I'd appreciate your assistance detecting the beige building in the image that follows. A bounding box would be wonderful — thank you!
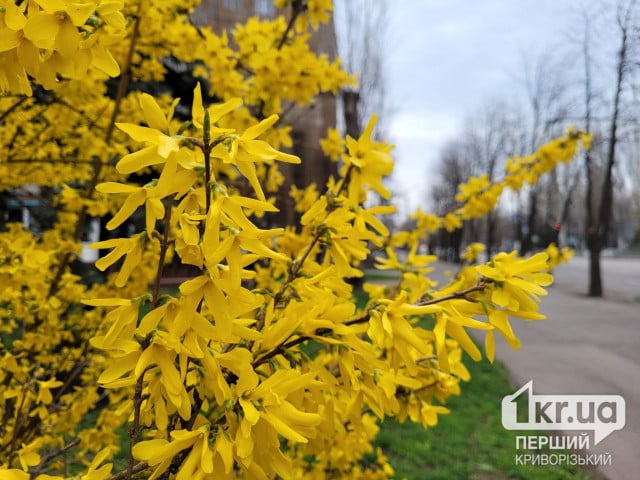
[194,0,339,224]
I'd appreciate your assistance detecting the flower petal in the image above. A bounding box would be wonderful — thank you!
[116,146,165,174]
[191,83,204,128]
[116,123,161,144]
[139,93,169,132]
[91,44,120,76]
[23,12,59,49]
[242,114,278,140]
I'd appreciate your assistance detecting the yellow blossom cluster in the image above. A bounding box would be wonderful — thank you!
[544,242,574,271]
[0,0,125,94]
[402,130,592,236]
[0,0,586,478]
[232,16,355,114]
[70,96,575,479]
[275,0,333,31]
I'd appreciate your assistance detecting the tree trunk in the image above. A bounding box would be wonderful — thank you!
[588,234,603,296]
[522,187,538,255]
[485,213,495,258]
[582,12,599,296]
[587,4,629,297]
[342,90,360,138]
[559,171,578,247]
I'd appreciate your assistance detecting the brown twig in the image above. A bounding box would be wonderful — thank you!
[107,461,149,480]
[127,367,150,480]
[203,112,212,216]
[416,281,486,306]
[277,0,305,50]
[254,280,487,369]
[255,166,354,333]
[151,198,174,308]
[2,158,108,165]
[0,95,29,123]
[30,438,81,478]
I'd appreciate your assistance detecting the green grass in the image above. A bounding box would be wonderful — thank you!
[362,271,402,282]
[374,357,592,480]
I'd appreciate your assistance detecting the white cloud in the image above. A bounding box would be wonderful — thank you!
[384,111,460,214]
[389,111,458,144]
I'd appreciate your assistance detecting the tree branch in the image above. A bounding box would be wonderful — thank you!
[30,438,80,478]
[253,280,487,369]
[277,0,305,50]
[108,461,149,480]
[151,198,174,309]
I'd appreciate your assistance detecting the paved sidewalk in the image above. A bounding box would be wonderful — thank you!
[478,258,640,480]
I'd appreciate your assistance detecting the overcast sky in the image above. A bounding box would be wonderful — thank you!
[377,0,603,214]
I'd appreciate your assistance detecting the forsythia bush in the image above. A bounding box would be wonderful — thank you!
[0,0,585,478]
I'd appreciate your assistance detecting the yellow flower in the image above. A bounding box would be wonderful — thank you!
[368,292,441,373]
[115,94,184,174]
[411,208,442,233]
[319,127,344,161]
[343,115,394,201]
[290,183,319,213]
[98,155,197,235]
[443,213,462,232]
[81,447,113,480]
[18,438,44,470]
[545,243,574,271]
[217,114,301,201]
[455,174,490,203]
[460,242,485,264]
[295,0,333,30]
[0,469,28,480]
[83,297,141,349]
[477,251,553,312]
[133,428,206,479]
[36,378,64,405]
[191,82,241,133]
[242,370,322,444]
[0,0,123,94]
[91,233,146,287]
[115,125,181,173]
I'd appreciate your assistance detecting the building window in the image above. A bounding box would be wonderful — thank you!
[255,0,273,16]
[223,0,237,10]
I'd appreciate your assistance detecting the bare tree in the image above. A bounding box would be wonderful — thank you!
[334,0,390,139]
[430,141,472,261]
[584,0,638,296]
[622,126,640,243]
[515,50,575,254]
[463,101,515,256]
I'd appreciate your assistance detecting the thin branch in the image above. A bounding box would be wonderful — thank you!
[108,462,149,480]
[416,282,486,306]
[128,367,151,479]
[254,281,487,369]
[3,158,106,165]
[106,12,143,145]
[203,113,212,216]
[51,94,106,131]
[31,438,81,477]
[256,166,354,331]
[277,0,305,50]
[0,96,29,123]
[151,198,174,308]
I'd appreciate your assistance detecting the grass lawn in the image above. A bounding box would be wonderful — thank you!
[374,356,592,480]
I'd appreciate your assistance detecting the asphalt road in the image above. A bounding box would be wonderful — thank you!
[479,255,640,480]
